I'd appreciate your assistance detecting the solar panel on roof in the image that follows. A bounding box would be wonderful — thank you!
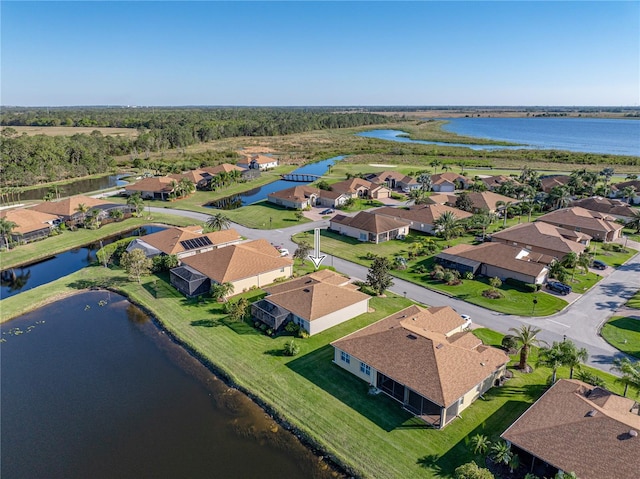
[180,236,213,251]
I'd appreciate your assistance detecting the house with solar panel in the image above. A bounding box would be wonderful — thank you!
[125,226,242,259]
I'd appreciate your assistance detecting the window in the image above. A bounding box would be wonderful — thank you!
[360,362,371,376]
[340,351,351,364]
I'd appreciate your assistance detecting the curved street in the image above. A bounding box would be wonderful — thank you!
[152,206,640,373]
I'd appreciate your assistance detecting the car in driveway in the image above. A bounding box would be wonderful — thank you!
[546,280,572,295]
[592,260,607,270]
[460,314,472,328]
[320,208,334,215]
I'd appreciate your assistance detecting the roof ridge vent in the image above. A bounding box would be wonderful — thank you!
[586,409,597,417]
[303,288,311,293]
[407,334,417,340]
[629,430,638,438]
[436,343,444,349]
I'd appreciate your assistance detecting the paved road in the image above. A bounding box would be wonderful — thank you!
[152,206,640,373]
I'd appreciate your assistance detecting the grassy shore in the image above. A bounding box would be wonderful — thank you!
[1,213,198,270]
[1,266,627,478]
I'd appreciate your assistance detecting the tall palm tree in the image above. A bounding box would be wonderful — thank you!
[75,203,89,223]
[416,173,432,192]
[622,185,637,204]
[206,212,231,231]
[626,209,640,233]
[127,193,144,217]
[430,159,442,174]
[0,217,18,249]
[537,342,566,384]
[469,212,492,240]
[562,340,589,379]
[548,186,571,210]
[599,167,615,195]
[509,325,545,371]
[434,211,463,240]
[496,200,513,228]
[611,357,640,397]
[211,281,234,302]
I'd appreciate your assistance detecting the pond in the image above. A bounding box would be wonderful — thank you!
[0,291,340,479]
[207,156,344,209]
[0,225,166,299]
[20,174,129,202]
[357,129,525,151]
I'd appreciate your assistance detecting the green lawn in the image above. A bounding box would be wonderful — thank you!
[1,267,628,478]
[592,245,638,268]
[627,290,640,310]
[1,213,198,270]
[566,270,602,294]
[293,229,568,316]
[601,316,640,359]
[223,200,312,229]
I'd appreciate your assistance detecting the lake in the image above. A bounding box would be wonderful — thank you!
[0,225,166,299]
[207,156,344,209]
[20,174,129,201]
[0,291,339,479]
[440,117,640,156]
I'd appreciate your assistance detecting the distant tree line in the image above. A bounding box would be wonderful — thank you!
[0,107,389,186]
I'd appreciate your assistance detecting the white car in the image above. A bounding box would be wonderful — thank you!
[278,248,289,257]
[460,314,472,327]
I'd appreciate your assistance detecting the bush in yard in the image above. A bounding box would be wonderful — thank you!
[501,335,519,353]
[464,271,475,280]
[284,322,300,335]
[454,462,495,479]
[433,269,445,281]
[283,339,300,356]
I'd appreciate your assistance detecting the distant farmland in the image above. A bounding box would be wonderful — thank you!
[1,126,139,137]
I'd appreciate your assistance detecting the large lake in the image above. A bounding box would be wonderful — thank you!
[0,291,339,479]
[440,117,640,156]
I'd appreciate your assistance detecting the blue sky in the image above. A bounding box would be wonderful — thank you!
[1,1,638,106]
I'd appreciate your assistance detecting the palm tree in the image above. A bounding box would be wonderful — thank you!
[548,186,571,210]
[407,188,429,205]
[622,185,637,204]
[0,217,18,249]
[537,340,582,384]
[416,173,432,192]
[127,193,145,217]
[496,200,513,228]
[490,440,513,466]
[430,159,442,174]
[469,434,490,456]
[562,341,588,379]
[577,252,591,274]
[108,209,124,222]
[509,325,544,371]
[562,252,578,281]
[469,212,492,240]
[206,212,231,231]
[178,177,195,198]
[611,357,640,397]
[627,209,640,233]
[75,203,89,223]
[211,282,234,302]
[434,211,463,240]
[599,167,615,195]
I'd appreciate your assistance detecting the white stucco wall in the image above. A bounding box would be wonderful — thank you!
[307,299,369,335]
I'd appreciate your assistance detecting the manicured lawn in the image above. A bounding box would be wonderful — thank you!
[592,245,638,268]
[1,213,198,270]
[627,290,640,310]
[566,270,602,294]
[601,316,640,359]
[340,198,386,212]
[1,268,626,478]
[223,200,311,229]
[293,229,568,316]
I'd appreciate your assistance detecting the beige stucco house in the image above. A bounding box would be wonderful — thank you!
[537,207,624,242]
[126,227,242,259]
[332,304,509,428]
[267,185,322,209]
[330,211,410,243]
[375,204,472,235]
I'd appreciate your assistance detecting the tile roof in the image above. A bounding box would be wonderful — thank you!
[501,379,640,479]
[180,239,293,283]
[540,175,571,193]
[367,171,419,186]
[537,207,624,234]
[332,305,508,407]
[481,175,521,189]
[465,191,516,211]
[124,176,176,193]
[491,222,590,256]
[431,172,469,186]
[0,208,59,234]
[571,197,637,218]
[375,204,472,225]
[268,185,321,202]
[201,164,244,175]
[426,193,459,205]
[437,242,551,276]
[30,195,112,217]
[330,211,410,234]
[261,272,369,321]
[330,178,387,195]
[611,179,640,192]
[136,227,241,255]
[169,170,208,184]
[251,154,278,165]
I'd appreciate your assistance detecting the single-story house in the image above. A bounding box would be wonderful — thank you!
[366,171,421,192]
[168,169,208,187]
[30,195,131,225]
[571,196,638,222]
[331,304,509,428]
[426,193,459,206]
[491,222,591,261]
[374,204,473,235]
[126,227,242,259]
[540,175,571,193]
[201,163,245,176]
[315,189,352,209]
[238,154,279,170]
[0,208,59,244]
[251,270,370,335]
[436,242,551,284]
[481,175,521,191]
[267,185,322,209]
[430,173,470,192]
[501,379,640,479]
[610,179,640,204]
[329,178,392,201]
[536,207,624,242]
[458,191,518,214]
[171,239,293,297]
[330,211,410,244]
[123,176,176,200]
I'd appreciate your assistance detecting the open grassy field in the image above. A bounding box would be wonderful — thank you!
[1,126,140,137]
[1,266,627,478]
[601,316,640,359]
[0,212,198,269]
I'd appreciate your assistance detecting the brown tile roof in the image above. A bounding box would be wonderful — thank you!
[332,305,508,407]
[30,195,111,217]
[138,227,241,255]
[481,175,521,189]
[262,272,369,321]
[426,193,459,205]
[537,207,624,235]
[571,197,637,218]
[610,179,640,192]
[169,170,208,184]
[181,239,293,283]
[251,154,278,165]
[124,176,175,193]
[0,208,59,235]
[431,172,469,186]
[465,191,516,211]
[438,242,551,276]
[268,185,321,202]
[540,175,571,193]
[501,379,640,479]
[368,171,419,186]
[201,164,244,175]
[330,211,410,234]
[491,222,589,256]
[375,204,472,225]
[330,178,382,195]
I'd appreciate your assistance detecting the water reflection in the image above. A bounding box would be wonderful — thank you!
[20,174,129,201]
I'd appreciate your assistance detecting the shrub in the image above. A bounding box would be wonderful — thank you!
[482,289,504,299]
[433,270,445,281]
[283,339,300,356]
[298,329,310,339]
[454,462,495,479]
[284,322,300,335]
[464,271,475,280]
[501,335,518,352]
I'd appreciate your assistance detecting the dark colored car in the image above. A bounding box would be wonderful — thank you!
[546,280,572,295]
[592,260,607,270]
[321,208,335,215]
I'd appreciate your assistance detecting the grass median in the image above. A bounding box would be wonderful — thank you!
[601,316,640,359]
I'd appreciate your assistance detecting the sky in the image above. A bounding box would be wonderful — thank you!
[1,1,638,106]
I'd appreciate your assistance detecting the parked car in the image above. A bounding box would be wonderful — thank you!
[546,280,572,295]
[592,260,607,270]
[277,248,290,257]
[320,208,334,215]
